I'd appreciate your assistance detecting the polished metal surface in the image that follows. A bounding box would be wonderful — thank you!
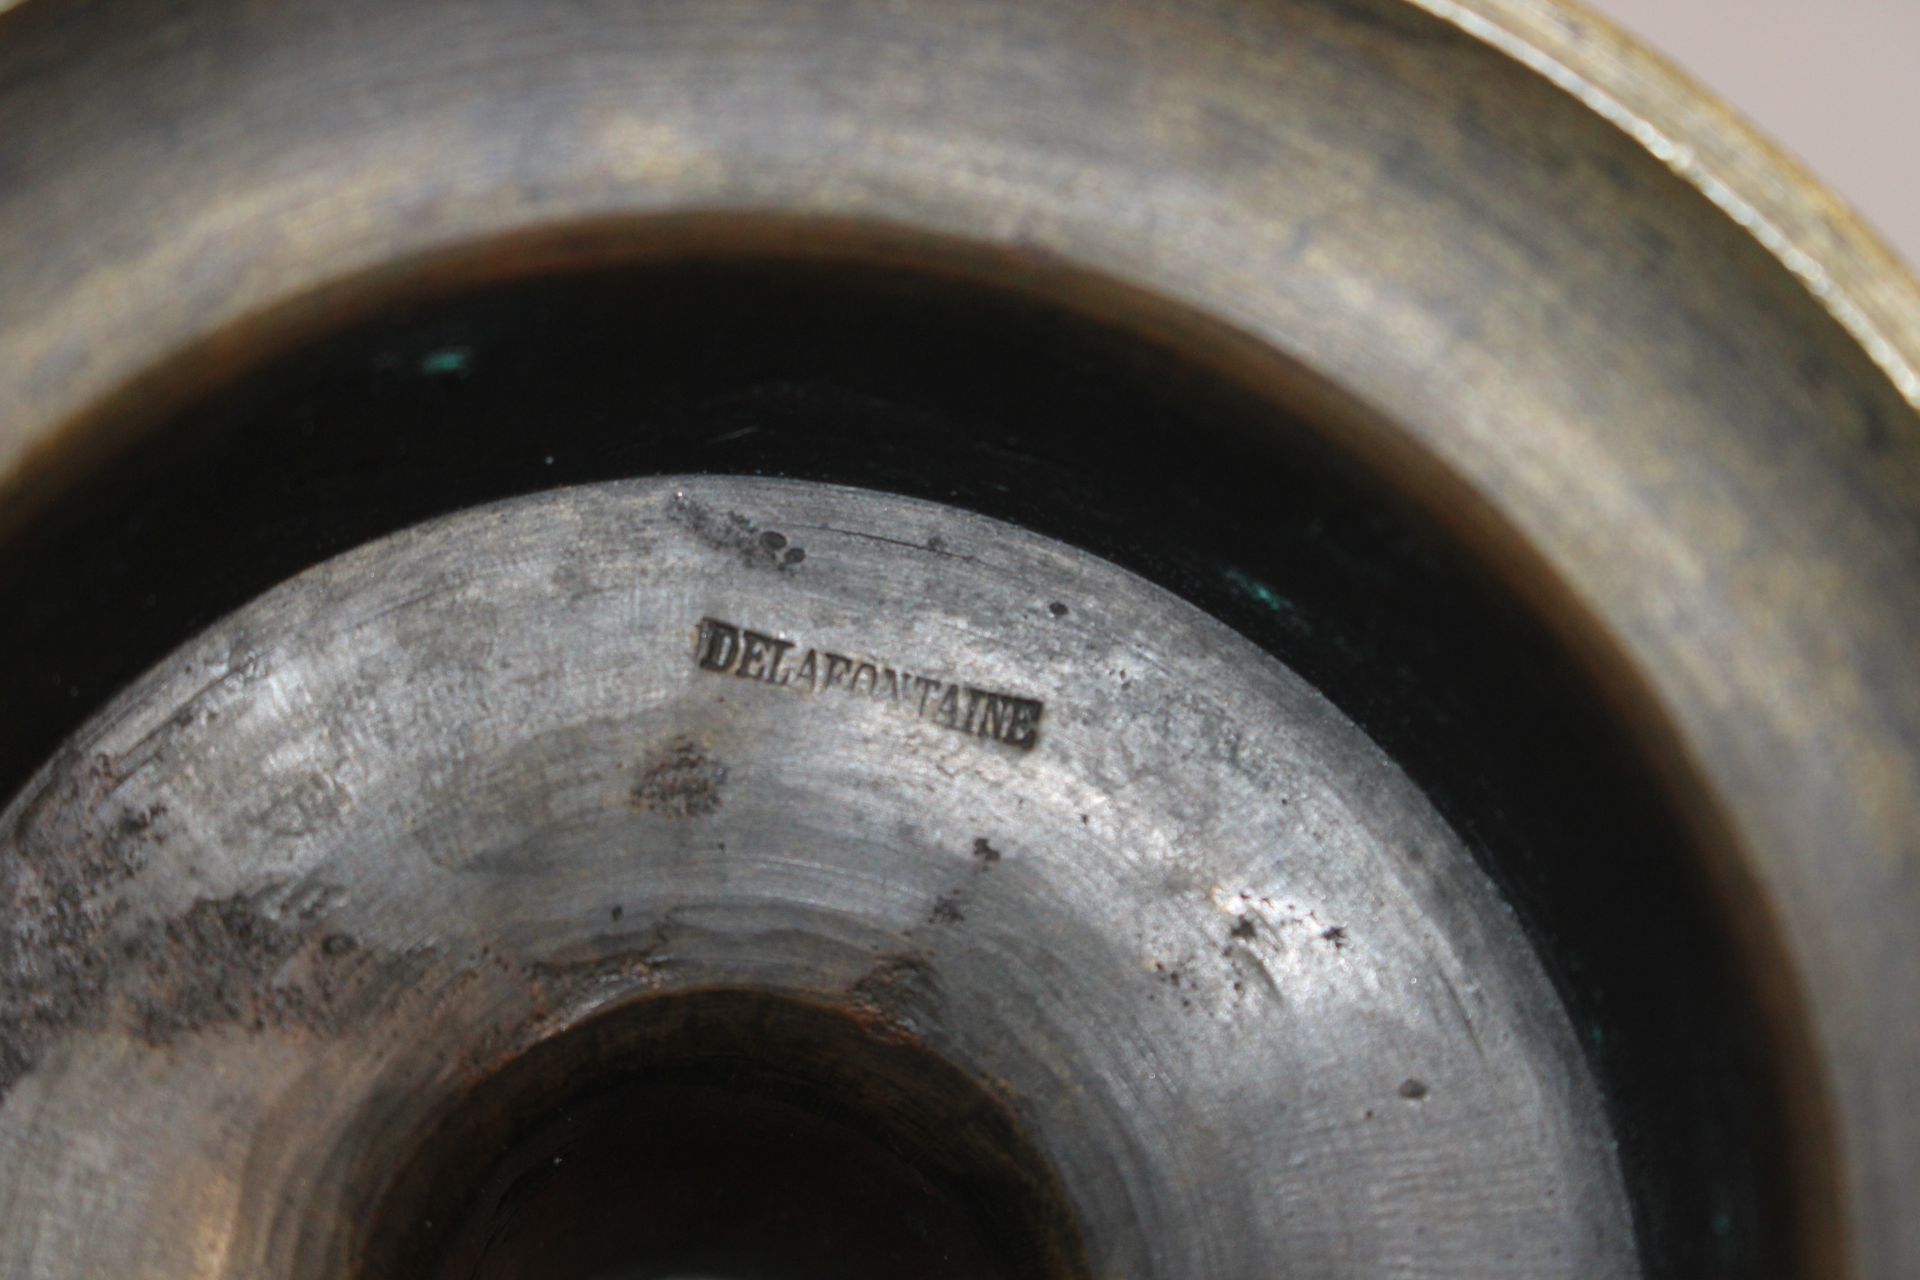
[0,477,1631,1277]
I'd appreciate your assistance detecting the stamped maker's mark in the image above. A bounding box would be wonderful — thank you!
[694,618,1044,751]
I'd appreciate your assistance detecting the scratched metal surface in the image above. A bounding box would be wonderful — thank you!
[0,477,1633,1277]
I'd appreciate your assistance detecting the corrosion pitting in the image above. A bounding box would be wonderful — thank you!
[0,759,417,1099]
[122,884,399,1045]
[844,950,942,1043]
[630,736,728,818]
[667,492,805,571]
[0,752,166,1100]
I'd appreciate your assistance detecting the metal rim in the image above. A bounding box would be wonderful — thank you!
[1416,0,1920,407]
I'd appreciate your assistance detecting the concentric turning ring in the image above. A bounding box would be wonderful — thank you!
[1,476,1631,1278]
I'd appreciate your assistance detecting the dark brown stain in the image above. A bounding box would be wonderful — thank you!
[130,890,317,1044]
[126,886,426,1046]
[630,737,727,819]
[2,746,461,1105]
[0,753,165,1099]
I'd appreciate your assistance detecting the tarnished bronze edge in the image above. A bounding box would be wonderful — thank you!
[1403,4,1916,1269]
[1427,0,1920,410]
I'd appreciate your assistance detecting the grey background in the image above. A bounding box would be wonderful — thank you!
[1587,0,1920,270]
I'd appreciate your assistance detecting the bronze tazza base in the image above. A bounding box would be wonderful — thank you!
[0,1,1916,1278]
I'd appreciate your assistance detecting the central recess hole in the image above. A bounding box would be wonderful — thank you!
[361,990,1088,1280]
